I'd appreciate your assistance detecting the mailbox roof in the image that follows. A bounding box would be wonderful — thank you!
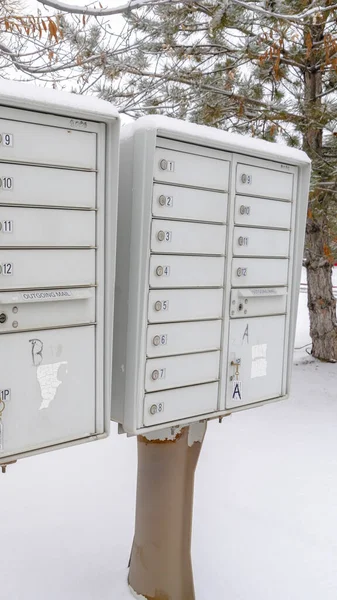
[124,115,310,166]
[0,80,119,121]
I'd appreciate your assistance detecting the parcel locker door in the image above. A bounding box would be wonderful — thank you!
[226,315,286,409]
[0,326,96,458]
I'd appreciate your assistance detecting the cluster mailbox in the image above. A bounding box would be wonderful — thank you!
[111,116,310,434]
[0,82,119,467]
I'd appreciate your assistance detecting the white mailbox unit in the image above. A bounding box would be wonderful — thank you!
[0,81,119,465]
[112,116,310,435]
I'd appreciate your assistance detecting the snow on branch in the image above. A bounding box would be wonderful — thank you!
[231,0,337,22]
[37,0,185,16]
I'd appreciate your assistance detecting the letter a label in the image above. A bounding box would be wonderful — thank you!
[232,381,243,402]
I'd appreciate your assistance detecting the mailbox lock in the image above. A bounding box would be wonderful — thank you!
[150,404,158,415]
[154,301,162,311]
[156,266,164,277]
[0,313,7,324]
[238,303,243,311]
[151,370,160,381]
[241,173,247,184]
[237,268,242,277]
[159,195,166,206]
[157,230,165,242]
[153,335,161,346]
[160,159,168,171]
[230,359,241,381]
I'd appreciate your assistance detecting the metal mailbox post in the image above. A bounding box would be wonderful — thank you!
[111,115,311,433]
[0,81,119,468]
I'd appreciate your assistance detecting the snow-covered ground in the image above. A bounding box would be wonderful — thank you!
[1,271,337,600]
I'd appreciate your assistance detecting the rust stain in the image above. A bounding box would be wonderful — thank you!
[138,429,185,445]
[143,591,170,600]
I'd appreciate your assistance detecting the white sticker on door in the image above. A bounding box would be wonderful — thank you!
[251,344,267,378]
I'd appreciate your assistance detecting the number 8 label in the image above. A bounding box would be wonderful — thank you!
[1,134,13,147]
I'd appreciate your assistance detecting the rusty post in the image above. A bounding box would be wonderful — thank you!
[128,421,207,600]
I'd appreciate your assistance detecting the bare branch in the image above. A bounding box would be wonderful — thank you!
[37,0,186,17]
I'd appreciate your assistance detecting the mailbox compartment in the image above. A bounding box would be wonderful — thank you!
[143,381,218,426]
[0,326,96,458]
[0,163,96,208]
[0,207,95,247]
[0,249,95,289]
[0,119,96,169]
[152,184,227,223]
[146,320,221,357]
[230,288,287,318]
[233,227,290,257]
[148,288,223,323]
[145,350,220,392]
[154,147,229,190]
[149,255,225,288]
[231,258,288,287]
[0,288,95,332]
[235,195,292,229]
[236,164,293,201]
[226,315,286,408]
[151,219,226,256]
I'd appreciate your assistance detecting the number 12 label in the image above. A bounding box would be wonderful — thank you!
[0,263,13,276]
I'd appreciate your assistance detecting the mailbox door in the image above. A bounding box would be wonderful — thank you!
[149,255,225,288]
[153,184,227,223]
[148,289,223,323]
[154,147,229,190]
[0,326,96,458]
[151,220,226,255]
[146,320,221,357]
[226,315,286,409]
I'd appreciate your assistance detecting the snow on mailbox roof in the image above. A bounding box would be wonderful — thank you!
[127,115,310,165]
[0,80,119,121]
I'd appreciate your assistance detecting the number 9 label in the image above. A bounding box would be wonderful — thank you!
[1,134,13,147]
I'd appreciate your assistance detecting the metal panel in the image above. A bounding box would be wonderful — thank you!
[154,147,229,190]
[0,326,96,458]
[149,255,225,288]
[143,382,218,426]
[145,350,220,392]
[231,258,289,287]
[0,249,95,289]
[146,320,221,357]
[0,163,96,208]
[0,207,95,247]
[0,119,96,169]
[235,195,292,229]
[226,315,286,408]
[152,184,227,223]
[236,164,293,200]
[151,219,226,256]
[148,288,224,323]
[233,227,290,257]
[230,288,287,318]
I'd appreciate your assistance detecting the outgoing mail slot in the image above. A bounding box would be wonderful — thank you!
[151,220,226,255]
[235,195,292,229]
[0,288,95,332]
[233,227,290,258]
[143,382,219,426]
[149,255,225,288]
[0,163,96,208]
[154,147,229,190]
[0,249,95,289]
[0,119,96,169]
[0,207,95,247]
[231,258,288,287]
[0,326,96,458]
[152,184,227,223]
[145,350,220,392]
[226,315,286,409]
[148,288,223,323]
[147,320,221,357]
[230,288,287,318]
[236,164,294,201]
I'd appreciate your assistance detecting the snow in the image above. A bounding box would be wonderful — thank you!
[0,80,119,120]
[126,115,311,165]
[1,270,337,600]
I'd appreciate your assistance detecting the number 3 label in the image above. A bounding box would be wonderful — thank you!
[1,134,13,147]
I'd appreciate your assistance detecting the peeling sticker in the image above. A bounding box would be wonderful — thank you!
[251,344,267,378]
[37,362,68,410]
[129,586,147,600]
[188,421,207,446]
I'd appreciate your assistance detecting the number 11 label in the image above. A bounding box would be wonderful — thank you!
[0,221,13,233]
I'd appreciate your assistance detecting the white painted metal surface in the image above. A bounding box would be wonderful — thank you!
[112,116,310,435]
[0,80,120,466]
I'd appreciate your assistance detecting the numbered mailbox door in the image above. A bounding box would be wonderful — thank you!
[0,326,96,458]
[226,315,286,409]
